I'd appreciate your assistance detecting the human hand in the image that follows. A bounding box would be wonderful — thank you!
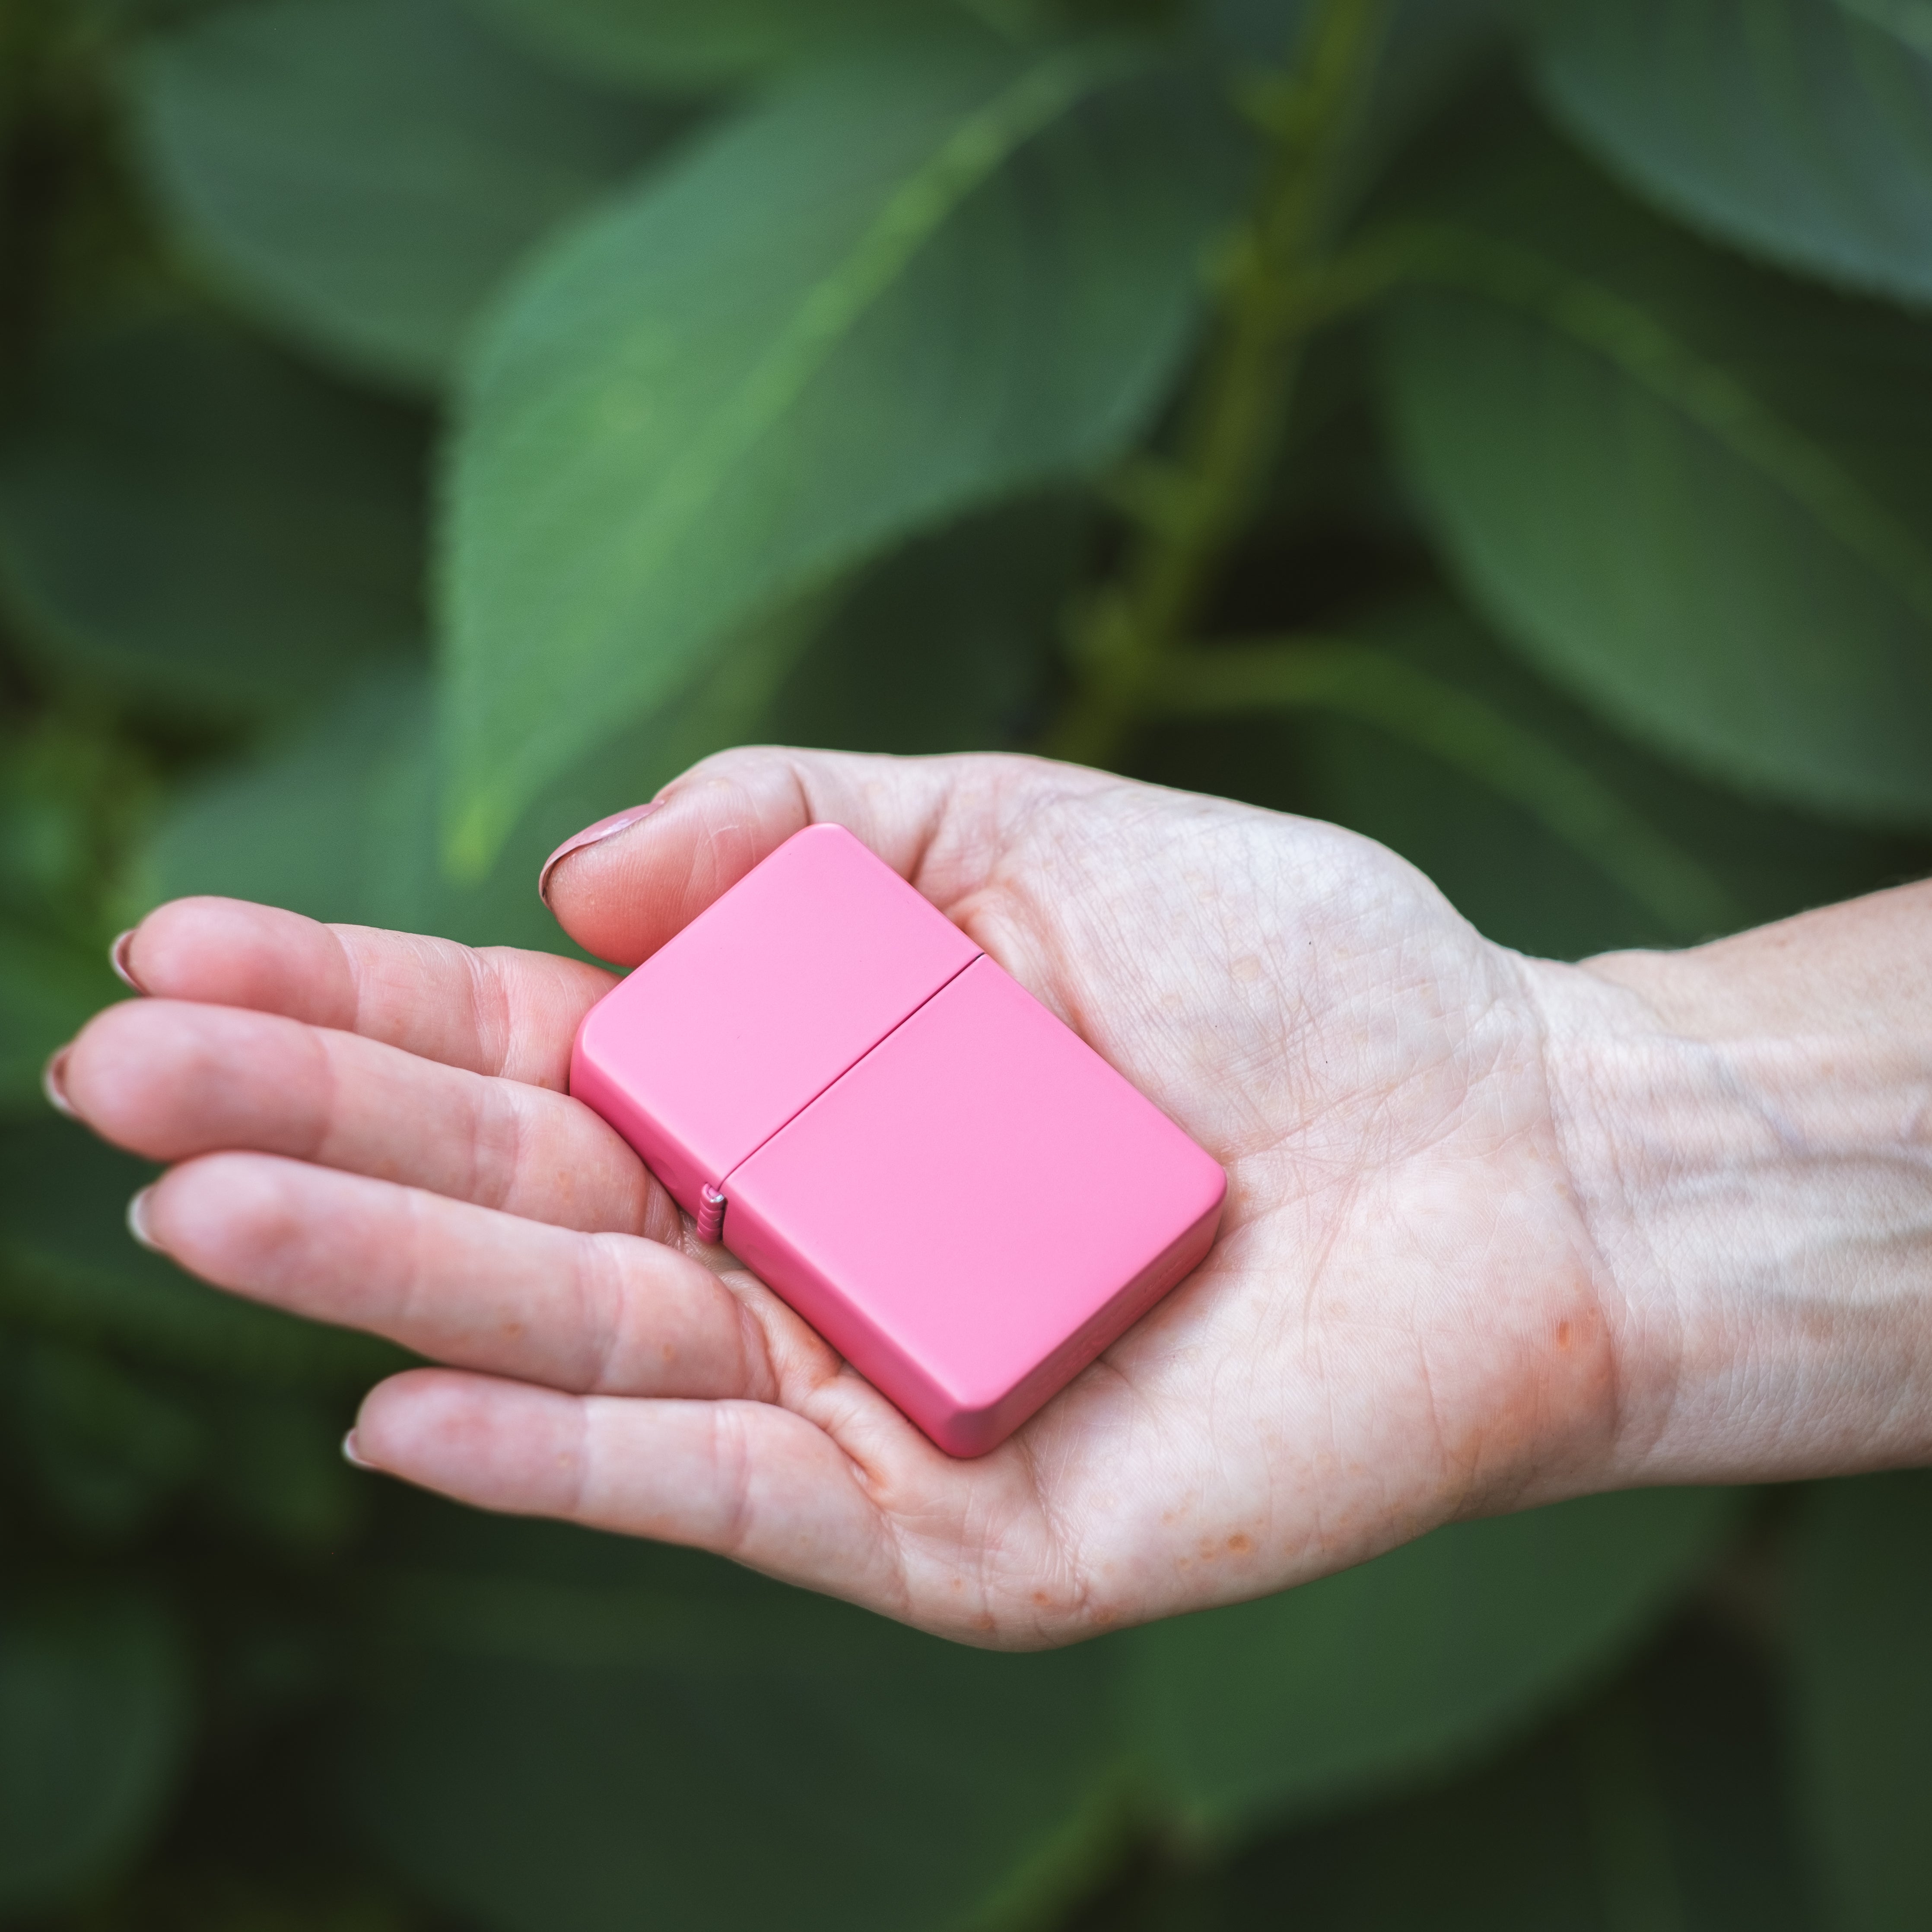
[49,748,1932,1645]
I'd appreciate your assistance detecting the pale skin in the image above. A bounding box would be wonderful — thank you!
[46,748,1932,1647]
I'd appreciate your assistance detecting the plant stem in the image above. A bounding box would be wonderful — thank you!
[1041,0,1393,767]
[1573,1691,1691,1932]
[0,0,153,416]
[1147,636,1743,940]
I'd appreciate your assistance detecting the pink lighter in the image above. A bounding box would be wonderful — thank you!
[568,824,1225,1456]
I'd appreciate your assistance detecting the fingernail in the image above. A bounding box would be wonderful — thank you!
[538,801,664,906]
[109,929,144,992]
[42,1046,75,1118]
[127,1186,164,1252]
[341,1430,377,1471]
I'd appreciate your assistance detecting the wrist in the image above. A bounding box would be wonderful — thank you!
[1524,898,1932,1489]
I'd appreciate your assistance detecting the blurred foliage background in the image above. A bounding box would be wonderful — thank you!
[3,0,1932,1925]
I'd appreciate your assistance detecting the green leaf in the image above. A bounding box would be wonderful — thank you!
[0,924,121,1118]
[146,600,817,955]
[1150,634,1743,944]
[1372,114,1932,828]
[0,716,146,944]
[0,1589,193,1916]
[442,32,1244,871]
[3,1333,362,1552]
[0,1116,402,1389]
[1586,1620,1820,1932]
[145,501,1065,966]
[1117,1487,1741,1843]
[456,0,967,90]
[1138,598,1928,960]
[5,1340,206,1541]
[203,1390,363,1557]
[1528,0,1932,311]
[1145,1617,1817,1931]
[1837,0,1932,57]
[1787,1471,1932,1932]
[335,1519,1130,1932]
[769,493,1087,755]
[0,316,426,723]
[131,0,698,390]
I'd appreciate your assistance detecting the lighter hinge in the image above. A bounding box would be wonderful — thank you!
[696,1185,727,1245]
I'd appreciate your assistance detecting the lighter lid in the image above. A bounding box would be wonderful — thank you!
[569,823,980,1214]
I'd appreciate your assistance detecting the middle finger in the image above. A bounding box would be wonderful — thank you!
[60,998,678,1242]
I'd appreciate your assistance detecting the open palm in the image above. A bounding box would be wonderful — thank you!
[57,749,1629,1646]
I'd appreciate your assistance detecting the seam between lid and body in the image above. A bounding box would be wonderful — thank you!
[715,945,983,1194]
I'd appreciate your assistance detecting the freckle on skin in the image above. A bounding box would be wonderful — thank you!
[1227,1533,1253,1555]
[1556,1321,1573,1349]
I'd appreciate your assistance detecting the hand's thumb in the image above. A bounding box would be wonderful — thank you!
[535,747,960,967]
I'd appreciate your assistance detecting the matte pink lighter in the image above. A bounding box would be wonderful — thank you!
[568,824,1225,1456]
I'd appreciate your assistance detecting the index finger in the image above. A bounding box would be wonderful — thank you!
[118,898,616,1088]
